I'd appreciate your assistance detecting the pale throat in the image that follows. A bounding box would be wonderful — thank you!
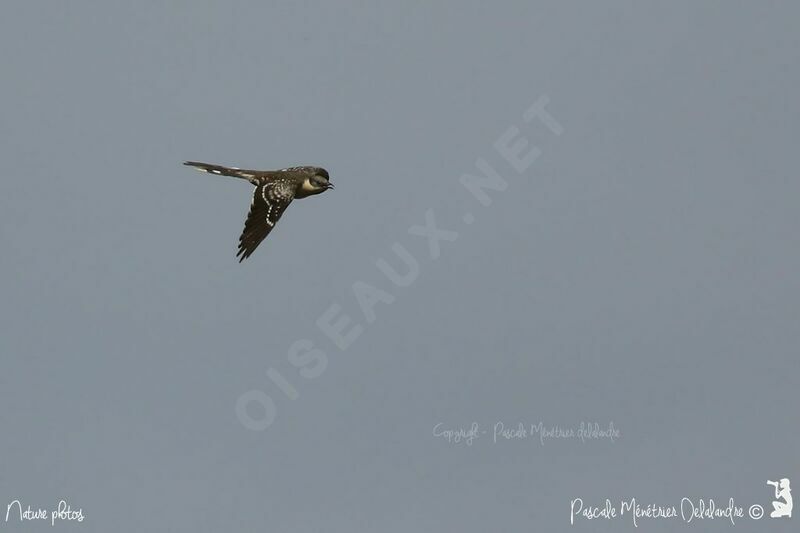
[300,178,323,194]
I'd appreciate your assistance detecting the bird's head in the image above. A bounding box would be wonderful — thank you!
[303,167,334,195]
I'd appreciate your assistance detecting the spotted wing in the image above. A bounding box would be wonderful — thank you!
[237,178,296,262]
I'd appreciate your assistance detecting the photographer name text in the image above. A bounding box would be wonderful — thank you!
[432,421,619,446]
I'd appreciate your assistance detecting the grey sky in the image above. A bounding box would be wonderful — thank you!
[1,2,798,531]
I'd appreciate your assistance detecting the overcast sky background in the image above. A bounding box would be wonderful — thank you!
[1,2,798,532]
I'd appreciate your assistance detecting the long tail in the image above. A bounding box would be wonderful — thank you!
[183,161,256,180]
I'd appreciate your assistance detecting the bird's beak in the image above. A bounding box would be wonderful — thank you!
[327,182,335,190]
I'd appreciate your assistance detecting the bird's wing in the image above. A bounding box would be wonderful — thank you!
[237,178,296,262]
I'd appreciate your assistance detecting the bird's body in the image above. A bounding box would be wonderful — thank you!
[183,161,333,261]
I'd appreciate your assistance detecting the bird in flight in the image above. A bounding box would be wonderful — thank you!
[184,161,334,262]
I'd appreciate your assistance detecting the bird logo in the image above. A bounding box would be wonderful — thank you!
[184,161,334,261]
